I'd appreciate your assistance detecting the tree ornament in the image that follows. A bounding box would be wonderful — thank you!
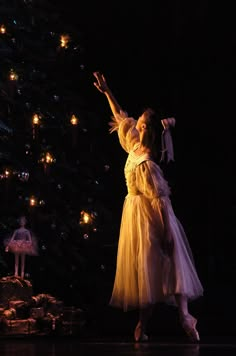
[18,171,30,182]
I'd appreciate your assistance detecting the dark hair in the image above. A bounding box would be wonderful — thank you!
[141,108,162,161]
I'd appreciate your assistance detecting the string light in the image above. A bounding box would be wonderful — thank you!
[32,113,40,125]
[39,152,55,175]
[80,211,92,225]
[4,169,10,178]
[29,196,37,207]
[0,25,6,34]
[83,212,90,224]
[70,114,79,126]
[32,113,41,140]
[40,152,55,164]
[70,114,79,147]
[45,152,54,164]
[60,34,70,48]
[9,69,18,81]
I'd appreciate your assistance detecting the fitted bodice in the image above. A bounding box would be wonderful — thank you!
[124,150,150,195]
[14,228,30,241]
[124,146,171,198]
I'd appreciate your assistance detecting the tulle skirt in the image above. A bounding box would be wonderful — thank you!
[5,237,38,256]
[109,194,203,311]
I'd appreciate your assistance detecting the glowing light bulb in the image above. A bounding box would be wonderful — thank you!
[83,212,90,224]
[5,169,10,178]
[70,114,78,125]
[9,69,18,81]
[45,152,53,164]
[30,196,37,206]
[60,34,70,48]
[32,113,40,125]
[40,152,55,165]
[0,25,6,34]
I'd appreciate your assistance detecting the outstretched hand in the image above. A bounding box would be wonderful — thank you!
[93,71,109,94]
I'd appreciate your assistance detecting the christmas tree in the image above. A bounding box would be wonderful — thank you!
[0,0,119,308]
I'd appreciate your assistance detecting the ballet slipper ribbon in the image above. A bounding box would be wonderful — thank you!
[160,117,176,163]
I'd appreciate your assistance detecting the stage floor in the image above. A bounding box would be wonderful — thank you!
[1,338,236,356]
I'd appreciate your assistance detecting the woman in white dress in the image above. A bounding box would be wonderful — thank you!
[93,72,203,342]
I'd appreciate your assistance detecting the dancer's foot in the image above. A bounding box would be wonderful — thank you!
[134,321,149,342]
[180,314,200,342]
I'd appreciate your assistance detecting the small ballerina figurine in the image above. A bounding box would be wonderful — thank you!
[5,215,38,279]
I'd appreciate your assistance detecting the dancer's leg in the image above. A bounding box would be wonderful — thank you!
[175,294,189,319]
[134,305,153,342]
[175,294,200,342]
[20,254,26,279]
[14,253,19,277]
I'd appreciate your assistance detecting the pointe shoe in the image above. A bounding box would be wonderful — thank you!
[134,322,149,342]
[180,314,200,342]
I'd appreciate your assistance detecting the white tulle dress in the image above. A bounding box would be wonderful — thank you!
[109,112,204,311]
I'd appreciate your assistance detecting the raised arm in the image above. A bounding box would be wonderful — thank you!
[93,71,139,152]
[93,71,123,119]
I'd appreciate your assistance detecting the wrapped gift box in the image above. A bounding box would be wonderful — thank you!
[47,300,64,315]
[8,300,30,319]
[1,318,39,335]
[30,307,45,319]
[37,315,62,334]
[31,294,64,315]
[0,276,33,308]
[2,308,16,319]
[9,300,26,309]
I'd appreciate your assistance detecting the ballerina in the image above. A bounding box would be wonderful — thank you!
[5,215,38,279]
[93,71,203,342]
